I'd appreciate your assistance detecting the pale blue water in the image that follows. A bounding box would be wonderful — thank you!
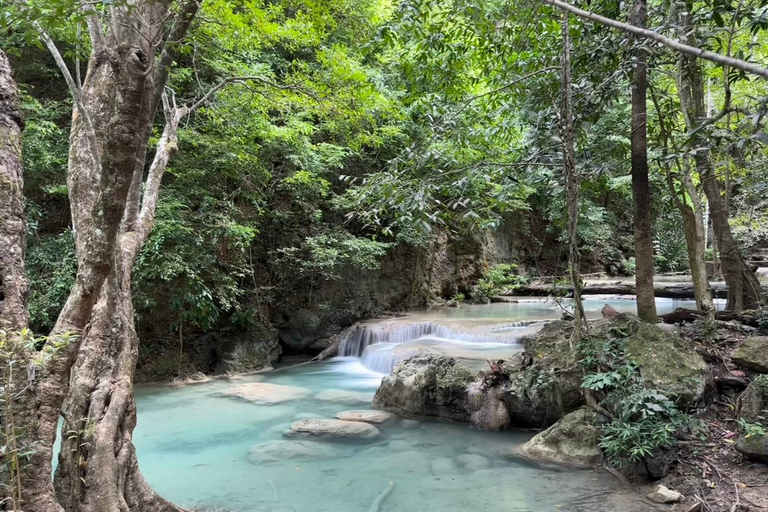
[133,298,699,511]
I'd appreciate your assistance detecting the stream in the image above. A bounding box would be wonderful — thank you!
[133,297,707,511]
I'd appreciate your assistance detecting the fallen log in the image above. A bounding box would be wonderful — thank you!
[515,281,745,299]
[658,307,761,327]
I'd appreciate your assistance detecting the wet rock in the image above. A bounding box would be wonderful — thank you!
[519,407,603,468]
[430,457,458,474]
[284,418,381,440]
[646,485,683,504]
[466,381,511,431]
[400,419,421,429]
[501,320,585,426]
[335,409,393,423]
[315,389,374,404]
[735,434,768,462]
[220,382,311,404]
[247,440,348,464]
[456,453,490,470]
[373,354,475,421]
[731,336,768,373]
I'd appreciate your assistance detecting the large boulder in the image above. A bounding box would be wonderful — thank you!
[372,354,475,421]
[519,407,603,468]
[501,320,588,427]
[735,434,768,463]
[283,419,381,440]
[738,377,768,423]
[623,319,712,407]
[732,337,768,373]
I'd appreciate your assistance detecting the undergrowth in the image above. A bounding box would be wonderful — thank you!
[578,326,691,467]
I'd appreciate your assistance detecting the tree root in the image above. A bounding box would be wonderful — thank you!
[368,481,395,512]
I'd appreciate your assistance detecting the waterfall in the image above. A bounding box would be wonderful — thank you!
[337,320,530,358]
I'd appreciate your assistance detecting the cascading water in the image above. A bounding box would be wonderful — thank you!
[337,319,536,374]
[337,320,531,357]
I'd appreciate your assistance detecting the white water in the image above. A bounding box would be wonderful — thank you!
[133,297,705,511]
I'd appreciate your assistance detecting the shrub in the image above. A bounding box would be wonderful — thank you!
[578,330,689,467]
[471,263,528,303]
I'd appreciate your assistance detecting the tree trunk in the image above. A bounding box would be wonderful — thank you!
[0,50,28,332]
[676,10,762,312]
[560,11,586,340]
[55,94,188,512]
[8,3,201,511]
[628,0,657,323]
[667,168,715,321]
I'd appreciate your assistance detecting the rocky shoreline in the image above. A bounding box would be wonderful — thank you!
[370,313,768,511]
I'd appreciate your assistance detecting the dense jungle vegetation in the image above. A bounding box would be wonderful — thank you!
[1,0,768,510]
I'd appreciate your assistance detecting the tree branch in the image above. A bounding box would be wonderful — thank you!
[37,28,101,173]
[543,0,768,79]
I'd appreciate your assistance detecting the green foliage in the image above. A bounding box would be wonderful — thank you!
[25,230,76,331]
[578,330,689,467]
[277,230,392,283]
[471,263,528,303]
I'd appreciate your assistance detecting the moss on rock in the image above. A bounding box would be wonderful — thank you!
[732,337,768,373]
[520,406,603,468]
[624,319,711,407]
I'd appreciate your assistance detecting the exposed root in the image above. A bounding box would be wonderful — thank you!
[368,481,395,512]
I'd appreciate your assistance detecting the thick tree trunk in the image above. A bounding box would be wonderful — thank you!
[560,11,586,340]
[676,11,761,312]
[629,0,657,323]
[8,3,201,511]
[55,97,187,512]
[0,50,28,332]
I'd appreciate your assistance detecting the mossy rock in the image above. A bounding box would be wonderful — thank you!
[732,337,768,373]
[622,317,711,407]
[736,434,768,463]
[738,377,768,423]
[373,354,475,421]
[519,406,603,468]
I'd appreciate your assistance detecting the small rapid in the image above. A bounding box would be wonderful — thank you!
[337,320,530,357]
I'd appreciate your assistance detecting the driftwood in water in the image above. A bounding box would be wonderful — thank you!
[515,281,740,299]
[659,307,760,327]
[480,359,509,390]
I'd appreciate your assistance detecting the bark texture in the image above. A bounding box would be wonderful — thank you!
[628,0,657,323]
[10,3,201,512]
[676,10,762,312]
[560,11,586,340]
[0,49,28,332]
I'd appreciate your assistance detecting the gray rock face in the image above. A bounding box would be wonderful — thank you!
[372,354,475,421]
[732,337,768,373]
[519,407,603,468]
[335,410,393,423]
[466,381,511,431]
[283,419,381,440]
